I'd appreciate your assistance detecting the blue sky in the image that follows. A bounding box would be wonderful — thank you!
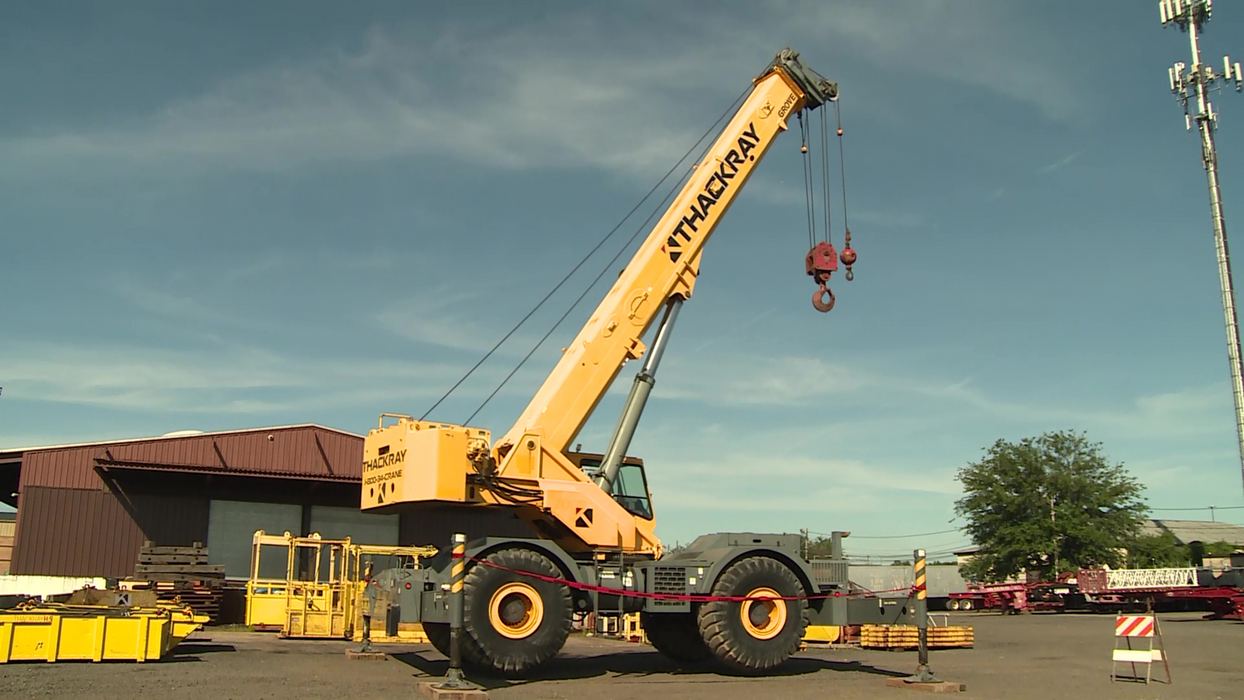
[3,1,1244,556]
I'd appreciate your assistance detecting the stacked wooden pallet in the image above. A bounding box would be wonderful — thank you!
[859,624,975,650]
[127,542,225,623]
[134,542,224,581]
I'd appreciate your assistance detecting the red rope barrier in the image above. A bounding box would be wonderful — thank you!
[467,556,916,603]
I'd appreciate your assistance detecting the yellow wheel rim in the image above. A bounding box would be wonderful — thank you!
[488,582,544,639]
[740,587,787,640]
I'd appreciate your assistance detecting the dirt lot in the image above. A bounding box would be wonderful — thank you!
[0,612,1239,700]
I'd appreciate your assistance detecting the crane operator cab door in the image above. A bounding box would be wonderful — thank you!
[569,453,654,521]
[610,463,653,520]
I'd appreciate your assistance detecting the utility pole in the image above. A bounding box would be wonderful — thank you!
[1161,0,1244,493]
[1050,495,1058,576]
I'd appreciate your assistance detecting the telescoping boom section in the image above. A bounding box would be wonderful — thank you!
[361,50,838,556]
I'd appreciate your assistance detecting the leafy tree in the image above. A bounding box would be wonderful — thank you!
[1189,540,1240,565]
[1126,532,1188,568]
[954,430,1147,582]
[806,536,836,558]
[664,541,688,557]
[1203,540,1243,557]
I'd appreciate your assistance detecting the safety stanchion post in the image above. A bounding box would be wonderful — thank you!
[885,548,965,693]
[432,533,480,691]
[346,561,386,660]
[912,548,937,682]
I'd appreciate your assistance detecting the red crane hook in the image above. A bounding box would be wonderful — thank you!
[805,241,838,313]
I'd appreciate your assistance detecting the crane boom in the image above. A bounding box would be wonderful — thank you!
[494,50,836,461]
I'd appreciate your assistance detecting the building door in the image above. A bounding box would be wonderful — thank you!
[308,505,398,545]
[208,500,301,580]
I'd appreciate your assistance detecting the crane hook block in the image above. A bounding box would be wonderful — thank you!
[806,241,838,312]
[839,229,857,282]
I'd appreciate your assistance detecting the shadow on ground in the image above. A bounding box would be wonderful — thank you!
[392,648,906,690]
[170,643,238,656]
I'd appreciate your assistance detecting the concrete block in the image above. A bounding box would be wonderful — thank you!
[416,681,489,700]
[345,649,387,661]
[884,678,967,693]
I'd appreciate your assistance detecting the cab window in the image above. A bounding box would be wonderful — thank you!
[612,463,653,520]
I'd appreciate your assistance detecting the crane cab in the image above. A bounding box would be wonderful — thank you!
[567,452,654,521]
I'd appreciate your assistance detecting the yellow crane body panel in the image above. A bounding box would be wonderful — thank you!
[362,422,489,510]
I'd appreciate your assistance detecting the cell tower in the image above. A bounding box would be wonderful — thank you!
[1160,0,1244,492]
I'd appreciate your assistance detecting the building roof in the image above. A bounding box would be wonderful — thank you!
[1142,519,1244,547]
[0,423,361,457]
[1,424,367,493]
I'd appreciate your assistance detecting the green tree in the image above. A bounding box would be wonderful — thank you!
[1126,532,1188,568]
[805,536,836,558]
[954,430,1147,583]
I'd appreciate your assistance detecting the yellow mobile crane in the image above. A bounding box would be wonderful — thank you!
[364,48,910,676]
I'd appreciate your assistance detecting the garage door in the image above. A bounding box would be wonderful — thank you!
[308,505,399,545]
[208,500,302,580]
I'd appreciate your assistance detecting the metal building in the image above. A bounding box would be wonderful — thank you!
[0,424,533,580]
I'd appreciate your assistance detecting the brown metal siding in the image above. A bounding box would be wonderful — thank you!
[21,448,104,490]
[11,487,149,578]
[122,492,211,547]
[11,487,212,577]
[20,426,363,490]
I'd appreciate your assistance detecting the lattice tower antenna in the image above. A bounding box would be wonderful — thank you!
[1161,0,1244,493]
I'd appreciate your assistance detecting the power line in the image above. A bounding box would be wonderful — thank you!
[419,85,751,422]
[1150,505,1244,511]
[844,541,974,558]
[808,528,962,540]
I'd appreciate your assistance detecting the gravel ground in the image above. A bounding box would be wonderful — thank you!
[0,612,1239,700]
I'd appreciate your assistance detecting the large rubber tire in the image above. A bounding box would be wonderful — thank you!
[460,548,573,677]
[641,612,712,665]
[947,599,961,611]
[961,599,974,611]
[697,556,807,673]
[423,622,451,657]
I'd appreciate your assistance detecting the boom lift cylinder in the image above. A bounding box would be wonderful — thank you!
[594,298,683,493]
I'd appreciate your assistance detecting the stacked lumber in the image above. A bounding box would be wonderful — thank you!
[134,542,224,582]
[859,624,975,650]
[127,542,225,623]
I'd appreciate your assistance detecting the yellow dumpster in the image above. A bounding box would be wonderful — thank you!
[0,603,209,663]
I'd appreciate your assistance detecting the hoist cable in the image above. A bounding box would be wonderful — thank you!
[834,100,850,233]
[819,108,833,245]
[420,86,751,422]
[460,86,751,424]
[798,112,816,249]
[465,146,700,425]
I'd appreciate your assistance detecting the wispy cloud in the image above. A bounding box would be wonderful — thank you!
[108,276,262,330]
[650,351,1236,445]
[1,2,1083,184]
[0,341,464,416]
[1038,151,1081,175]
